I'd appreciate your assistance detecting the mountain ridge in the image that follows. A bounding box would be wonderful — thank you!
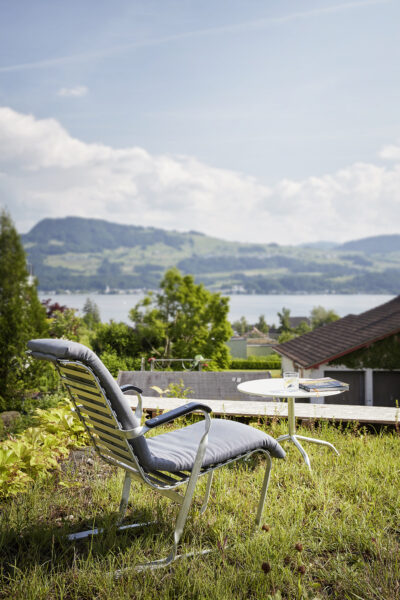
[22,217,400,294]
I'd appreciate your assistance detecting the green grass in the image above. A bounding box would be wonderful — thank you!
[1,419,399,599]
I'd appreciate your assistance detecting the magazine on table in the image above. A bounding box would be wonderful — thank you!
[299,377,349,392]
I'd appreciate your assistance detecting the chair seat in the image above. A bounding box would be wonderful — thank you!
[142,419,285,472]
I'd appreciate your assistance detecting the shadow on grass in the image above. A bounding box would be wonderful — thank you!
[0,505,171,576]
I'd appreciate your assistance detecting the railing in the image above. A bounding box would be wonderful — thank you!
[141,356,210,372]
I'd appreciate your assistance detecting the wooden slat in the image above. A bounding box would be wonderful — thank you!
[124,395,400,425]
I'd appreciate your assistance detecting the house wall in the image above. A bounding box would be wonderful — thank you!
[279,357,400,406]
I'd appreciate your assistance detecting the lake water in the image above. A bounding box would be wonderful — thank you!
[38,293,396,326]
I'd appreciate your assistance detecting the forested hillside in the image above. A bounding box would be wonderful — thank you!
[22,217,400,293]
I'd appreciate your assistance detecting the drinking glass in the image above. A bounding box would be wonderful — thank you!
[283,371,299,391]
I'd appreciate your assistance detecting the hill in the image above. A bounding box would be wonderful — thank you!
[337,234,400,254]
[22,217,400,294]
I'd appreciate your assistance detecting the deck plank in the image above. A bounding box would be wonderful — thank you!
[125,395,399,425]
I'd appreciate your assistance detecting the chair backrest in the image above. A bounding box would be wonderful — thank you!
[117,370,272,401]
[27,339,153,468]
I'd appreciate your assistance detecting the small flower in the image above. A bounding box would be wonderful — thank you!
[261,561,271,573]
[295,542,303,552]
[283,555,291,566]
[297,564,306,575]
[148,357,155,362]
[262,524,271,532]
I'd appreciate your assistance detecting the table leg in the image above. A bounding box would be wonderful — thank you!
[295,435,340,456]
[276,396,339,471]
[287,397,296,435]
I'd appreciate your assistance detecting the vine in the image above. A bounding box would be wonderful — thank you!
[330,335,400,370]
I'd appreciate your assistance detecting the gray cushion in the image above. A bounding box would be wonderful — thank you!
[144,419,285,472]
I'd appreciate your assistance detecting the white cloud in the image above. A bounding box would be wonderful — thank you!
[0,106,399,244]
[57,85,88,98]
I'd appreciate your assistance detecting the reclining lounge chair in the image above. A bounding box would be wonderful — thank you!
[27,339,285,570]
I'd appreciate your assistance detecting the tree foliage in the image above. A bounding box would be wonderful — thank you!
[310,305,340,329]
[0,210,48,409]
[82,297,101,329]
[129,269,232,368]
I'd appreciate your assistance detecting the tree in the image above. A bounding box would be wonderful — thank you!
[232,316,250,336]
[277,307,293,333]
[310,306,340,329]
[0,210,48,409]
[255,314,269,335]
[82,297,101,329]
[129,268,232,368]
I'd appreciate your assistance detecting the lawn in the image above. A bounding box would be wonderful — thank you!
[0,417,399,600]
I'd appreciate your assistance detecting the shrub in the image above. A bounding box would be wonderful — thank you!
[229,355,281,370]
[0,401,88,499]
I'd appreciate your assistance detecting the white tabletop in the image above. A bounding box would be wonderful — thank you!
[237,378,344,399]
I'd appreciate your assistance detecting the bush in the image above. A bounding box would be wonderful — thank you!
[0,400,88,499]
[229,355,281,370]
[99,351,142,377]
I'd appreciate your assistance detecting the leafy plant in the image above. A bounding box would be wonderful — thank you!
[151,379,194,400]
[0,401,88,499]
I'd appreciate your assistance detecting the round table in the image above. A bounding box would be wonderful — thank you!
[237,378,343,471]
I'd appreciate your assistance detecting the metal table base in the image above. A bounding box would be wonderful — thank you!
[276,397,339,472]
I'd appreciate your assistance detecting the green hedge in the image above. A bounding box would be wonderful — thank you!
[229,354,281,370]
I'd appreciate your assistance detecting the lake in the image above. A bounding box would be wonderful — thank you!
[38,293,396,326]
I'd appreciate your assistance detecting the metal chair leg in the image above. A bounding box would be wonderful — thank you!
[117,472,132,525]
[255,452,272,527]
[200,471,214,515]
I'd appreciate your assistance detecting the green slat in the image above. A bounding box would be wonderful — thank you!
[78,406,115,426]
[84,420,120,441]
[77,397,112,416]
[71,387,107,404]
[96,443,134,464]
[63,378,99,394]
[96,437,132,458]
[59,365,94,381]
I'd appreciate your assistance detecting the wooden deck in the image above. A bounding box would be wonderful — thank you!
[126,395,399,425]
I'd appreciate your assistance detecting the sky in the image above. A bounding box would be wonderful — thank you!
[0,0,399,244]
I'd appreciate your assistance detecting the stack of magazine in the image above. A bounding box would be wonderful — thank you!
[299,377,349,392]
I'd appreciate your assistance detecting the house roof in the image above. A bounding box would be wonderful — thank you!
[275,295,400,369]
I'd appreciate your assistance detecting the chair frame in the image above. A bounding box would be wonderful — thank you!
[52,357,273,571]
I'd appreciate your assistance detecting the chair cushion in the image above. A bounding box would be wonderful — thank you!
[144,419,285,472]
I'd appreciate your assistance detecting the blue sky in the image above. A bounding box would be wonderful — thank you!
[0,0,399,243]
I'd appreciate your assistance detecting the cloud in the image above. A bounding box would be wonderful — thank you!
[57,86,88,98]
[0,106,399,244]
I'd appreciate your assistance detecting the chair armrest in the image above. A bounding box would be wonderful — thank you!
[120,384,143,394]
[145,402,212,429]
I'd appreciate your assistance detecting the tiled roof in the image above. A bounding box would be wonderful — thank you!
[275,295,400,368]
